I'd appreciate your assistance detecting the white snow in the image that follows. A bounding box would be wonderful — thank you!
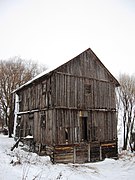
[0,134,135,180]
[24,135,33,139]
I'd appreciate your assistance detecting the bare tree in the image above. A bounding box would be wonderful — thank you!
[0,57,47,137]
[117,73,135,151]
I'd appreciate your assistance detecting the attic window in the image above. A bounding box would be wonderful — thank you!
[41,114,46,128]
[85,84,91,94]
[42,81,47,94]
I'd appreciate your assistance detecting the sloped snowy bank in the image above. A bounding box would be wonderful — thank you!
[0,134,135,180]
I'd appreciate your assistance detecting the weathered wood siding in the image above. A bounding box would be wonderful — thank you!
[17,108,117,150]
[18,110,55,144]
[53,141,117,163]
[18,49,117,112]
[15,48,119,163]
[18,75,54,112]
[53,109,117,145]
[55,73,116,109]
[56,50,116,84]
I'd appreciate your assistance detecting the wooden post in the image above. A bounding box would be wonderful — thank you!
[73,146,76,163]
[88,143,91,162]
[100,145,102,160]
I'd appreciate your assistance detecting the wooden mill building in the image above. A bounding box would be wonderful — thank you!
[13,48,120,163]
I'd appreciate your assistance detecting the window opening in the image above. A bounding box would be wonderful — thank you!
[41,114,46,128]
[42,81,47,94]
[82,117,88,141]
[65,128,69,142]
[85,84,91,95]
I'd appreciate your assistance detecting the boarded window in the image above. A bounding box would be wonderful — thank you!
[85,84,91,94]
[41,114,46,128]
[91,126,98,141]
[42,81,47,94]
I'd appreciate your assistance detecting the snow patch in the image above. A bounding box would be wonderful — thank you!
[0,134,135,180]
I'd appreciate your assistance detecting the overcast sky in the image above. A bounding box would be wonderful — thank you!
[0,0,135,77]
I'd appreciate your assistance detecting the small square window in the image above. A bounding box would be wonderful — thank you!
[42,82,47,94]
[85,84,91,94]
[41,114,46,128]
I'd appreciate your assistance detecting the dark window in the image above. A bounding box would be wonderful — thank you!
[42,81,47,94]
[85,84,91,94]
[41,114,46,128]
[82,117,88,141]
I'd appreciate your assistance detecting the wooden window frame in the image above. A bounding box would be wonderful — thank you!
[81,117,88,141]
[84,84,92,95]
[42,81,47,94]
[40,113,46,128]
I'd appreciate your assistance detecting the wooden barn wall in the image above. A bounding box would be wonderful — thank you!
[93,111,117,142]
[40,109,55,145]
[18,75,55,112]
[55,109,79,144]
[17,109,55,144]
[18,73,116,112]
[52,109,117,163]
[33,112,40,143]
[17,49,117,113]
[17,110,117,146]
[54,109,117,145]
[55,73,116,109]
[14,48,119,163]
[56,50,114,84]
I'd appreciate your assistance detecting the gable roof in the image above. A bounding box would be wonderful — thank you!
[13,48,120,93]
[87,48,120,86]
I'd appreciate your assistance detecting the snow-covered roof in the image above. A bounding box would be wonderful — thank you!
[13,49,84,93]
[13,48,120,93]
[13,65,58,93]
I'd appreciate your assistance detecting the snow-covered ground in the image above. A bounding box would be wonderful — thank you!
[0,134,135,180]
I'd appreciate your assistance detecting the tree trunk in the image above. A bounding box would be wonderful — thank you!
[8,110,14,138]
[123,111,132,150]
[123,112,126,150]
[124,124,129,150]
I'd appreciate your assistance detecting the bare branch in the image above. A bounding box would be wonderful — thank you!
[0,57,47,137]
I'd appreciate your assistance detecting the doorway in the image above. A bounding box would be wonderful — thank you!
[81,117,88,141]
